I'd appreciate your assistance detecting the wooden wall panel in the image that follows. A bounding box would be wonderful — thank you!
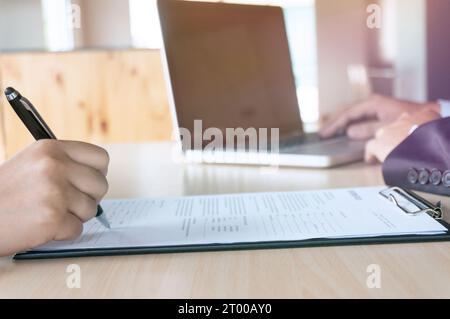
[0,49,173,159]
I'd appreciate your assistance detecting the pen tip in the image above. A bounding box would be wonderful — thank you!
[97,214,111,229]
[4,87,20,101]
[4,87,15,95]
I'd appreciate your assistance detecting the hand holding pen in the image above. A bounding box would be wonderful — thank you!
[4,87,111,229]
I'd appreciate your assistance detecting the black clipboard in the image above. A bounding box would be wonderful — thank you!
[14,187,450,260]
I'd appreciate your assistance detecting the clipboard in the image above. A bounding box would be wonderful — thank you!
[14,187,450,260]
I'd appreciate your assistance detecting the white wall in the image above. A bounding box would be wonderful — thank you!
[0,0,45,51]
[79,0,132,48]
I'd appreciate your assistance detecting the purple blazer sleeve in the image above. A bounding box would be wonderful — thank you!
[382,117,450,196]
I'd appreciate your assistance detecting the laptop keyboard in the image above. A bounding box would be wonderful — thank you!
[279,133,322,149]
[280,134,361,156]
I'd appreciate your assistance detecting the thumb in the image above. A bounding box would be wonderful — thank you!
[364,139,380,164]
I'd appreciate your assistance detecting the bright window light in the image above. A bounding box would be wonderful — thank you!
[41,0,75,51]
[129,0,162,49]
[284,2,319,123]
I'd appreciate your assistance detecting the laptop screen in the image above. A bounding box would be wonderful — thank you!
[158,0,303,149]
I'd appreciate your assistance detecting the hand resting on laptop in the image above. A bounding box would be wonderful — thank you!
[320,95,441,163]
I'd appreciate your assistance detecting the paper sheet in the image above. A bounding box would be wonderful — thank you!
[35,187,447,251]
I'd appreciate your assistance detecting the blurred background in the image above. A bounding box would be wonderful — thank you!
[0,0,449,160]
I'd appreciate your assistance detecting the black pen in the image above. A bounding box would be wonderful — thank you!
[4,87,111,229]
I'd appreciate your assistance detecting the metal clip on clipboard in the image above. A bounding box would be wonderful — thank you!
[379,186,443,220]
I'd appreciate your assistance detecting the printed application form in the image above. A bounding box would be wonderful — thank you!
[36,187,447,252]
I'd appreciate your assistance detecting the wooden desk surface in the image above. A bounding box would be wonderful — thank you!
[1,142,449,298]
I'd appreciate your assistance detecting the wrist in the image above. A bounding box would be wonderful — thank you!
[426,102,441,114]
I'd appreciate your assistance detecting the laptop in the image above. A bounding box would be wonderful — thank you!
[157,0,365,168]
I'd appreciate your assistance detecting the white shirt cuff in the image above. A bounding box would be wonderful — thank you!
[439,99,450,118]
